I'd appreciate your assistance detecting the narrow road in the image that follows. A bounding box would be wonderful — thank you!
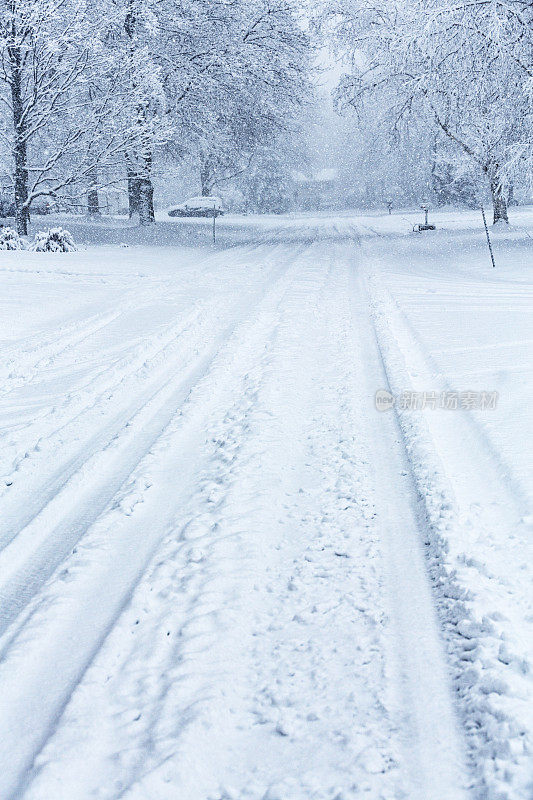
[0,224,479,799]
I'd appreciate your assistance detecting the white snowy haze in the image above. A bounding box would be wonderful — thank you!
[0,2,531,800]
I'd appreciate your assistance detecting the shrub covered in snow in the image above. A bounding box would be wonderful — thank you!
[0,227,25,250]
[30,227,76,252]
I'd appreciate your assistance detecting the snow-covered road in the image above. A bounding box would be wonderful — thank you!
[0,215,531,800]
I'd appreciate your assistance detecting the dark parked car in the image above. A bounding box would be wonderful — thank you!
[168,196,224,217]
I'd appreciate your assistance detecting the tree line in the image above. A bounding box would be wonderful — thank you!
[320,0,533,223]
[1,0,530,232]
[0,0,311,234]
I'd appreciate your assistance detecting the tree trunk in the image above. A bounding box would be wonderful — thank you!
[124,3,154,226]
[126,157,154,225]
[87,166,100,217]
[127,166,141,219]
[13,140,29,235]
[138,153,154,225]
[429,134,441,204]
[138,177,154,225]
[9,37,29,236]
[489,167,508,224]
[200,159,214,196]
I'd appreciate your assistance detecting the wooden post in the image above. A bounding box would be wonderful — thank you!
[481,206,496,268]
[213,202,216,244]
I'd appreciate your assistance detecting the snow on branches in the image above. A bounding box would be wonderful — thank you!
[322,0,533,222]
[0,0,312,229]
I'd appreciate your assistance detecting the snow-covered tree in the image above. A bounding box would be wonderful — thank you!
[118,0,168,224]
[157,0,311,199]
[0,0,157,233]
[239,135,302,213]
[0,0,313,228]
[322,0,533,222]
[106,0,310,220]
[0,0,89,233]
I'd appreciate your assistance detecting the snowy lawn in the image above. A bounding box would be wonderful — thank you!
[358,205,533,498]
[0,210,531,800]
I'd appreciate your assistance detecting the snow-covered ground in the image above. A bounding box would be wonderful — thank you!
[0,209,531,800]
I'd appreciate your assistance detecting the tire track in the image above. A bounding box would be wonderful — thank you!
[363,268,533,800]
[12,236,470,800]
[0,241,294,551]
[1,305,128,399]
[0,239,315,800]
[0,242,296,629]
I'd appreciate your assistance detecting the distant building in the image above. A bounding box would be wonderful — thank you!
[292,168,339,211]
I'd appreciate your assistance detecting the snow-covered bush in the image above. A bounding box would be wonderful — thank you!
[30,227,76,252]
[0,227,25,250]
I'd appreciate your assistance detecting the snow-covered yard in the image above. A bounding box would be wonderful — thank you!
[0,210,531,800]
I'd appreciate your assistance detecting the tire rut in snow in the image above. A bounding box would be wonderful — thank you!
[364,269,533,800]
[22,241,419,800]
[0,239,315,800]
[0,242,296,639]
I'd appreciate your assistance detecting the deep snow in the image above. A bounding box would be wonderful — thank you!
[0,209,531,800]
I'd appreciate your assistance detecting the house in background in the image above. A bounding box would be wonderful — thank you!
[292,168,339,211]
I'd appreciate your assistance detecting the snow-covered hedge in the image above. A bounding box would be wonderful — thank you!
[30,227,77,252]
[0,227,25,250]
